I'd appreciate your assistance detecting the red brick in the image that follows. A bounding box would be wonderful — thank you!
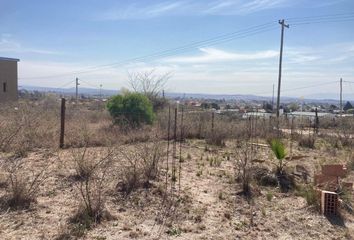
[314,174,338,191]
[321,164,347,178]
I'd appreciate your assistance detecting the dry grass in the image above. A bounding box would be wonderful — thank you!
[0,98,353,239]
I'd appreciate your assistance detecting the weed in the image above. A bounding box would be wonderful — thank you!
[234,221,247,230]
[266,192,273,201]
[296,185,319,209]
[261,208,266,217]
[166,227,181,236]
[209,157,222,167]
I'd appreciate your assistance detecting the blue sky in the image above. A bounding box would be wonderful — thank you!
[1,0,354,98]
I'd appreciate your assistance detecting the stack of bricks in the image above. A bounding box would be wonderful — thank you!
[321,191,338,215]
[314,164,347,191]
[314,164,351,215]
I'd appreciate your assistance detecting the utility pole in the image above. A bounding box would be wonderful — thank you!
[276,19,289,118]
[75,77,79,101]
[340,78,343,115]
[272,83,275,111]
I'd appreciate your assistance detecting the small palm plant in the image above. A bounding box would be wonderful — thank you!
[270,139,287,174]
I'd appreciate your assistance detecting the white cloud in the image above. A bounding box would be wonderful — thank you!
[0,35,61,55]
[204,0,290,15]
[95,0,345,21]
[95,0,295,20]
[18,60,179,90]
[16,42,354,96]
[164,47,279,63]
[96,2,184,20]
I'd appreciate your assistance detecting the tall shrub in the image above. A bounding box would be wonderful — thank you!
[107,93,154,127]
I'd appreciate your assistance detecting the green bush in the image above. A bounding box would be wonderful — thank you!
[107,93,154,127]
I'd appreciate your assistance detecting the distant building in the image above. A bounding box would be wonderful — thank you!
[0,57,20,102]
[287,111,334,120]
[242,112,273,119]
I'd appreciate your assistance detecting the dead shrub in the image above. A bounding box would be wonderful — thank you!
[206,129,227,147]
[0,158,49,210]
[122,126,154,144]
[69,147,115,230]
[0,121,21,153]
[116,140,164,196]
[298,134,316,149]
[181,112,210,139]
[0,102,59,155]
[252,166,278,187]
[234,143,255,197]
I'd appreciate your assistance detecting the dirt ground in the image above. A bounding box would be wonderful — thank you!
[0,138,353,240]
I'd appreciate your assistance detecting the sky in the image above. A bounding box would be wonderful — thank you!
[1,0,354,99]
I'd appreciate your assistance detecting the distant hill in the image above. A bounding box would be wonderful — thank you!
[19,85,352,104]
[20,85,118,96]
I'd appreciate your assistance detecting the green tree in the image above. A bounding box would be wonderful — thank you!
[107,93,154,127]
[263,102,273,113]
[210,102,220,110]
[288,103,299,112]
[201,102,210,109]
[343,101,353,112]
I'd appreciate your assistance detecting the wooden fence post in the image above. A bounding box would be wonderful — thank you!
[60,98,66,149]
[211,111,215,134]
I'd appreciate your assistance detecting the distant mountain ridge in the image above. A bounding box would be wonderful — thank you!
[20,85,353,104]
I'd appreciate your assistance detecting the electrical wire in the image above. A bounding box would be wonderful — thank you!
[291,18,354,26]
[287,12,354,21]
[57,79,76,88]
[18,12,354,97]
[252,81,338,96]
[79,79,100,89]
[19,22,277,80]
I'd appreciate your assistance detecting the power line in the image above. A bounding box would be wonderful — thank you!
[17,12,354,96]
[79,79,100,89]
[283,81,338,92]
[290,18,354,26]
[19,22,278,80]
[19,14,354,80]
[253,81,338,96]
[57,79,76,88]
[287,12,354,21]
